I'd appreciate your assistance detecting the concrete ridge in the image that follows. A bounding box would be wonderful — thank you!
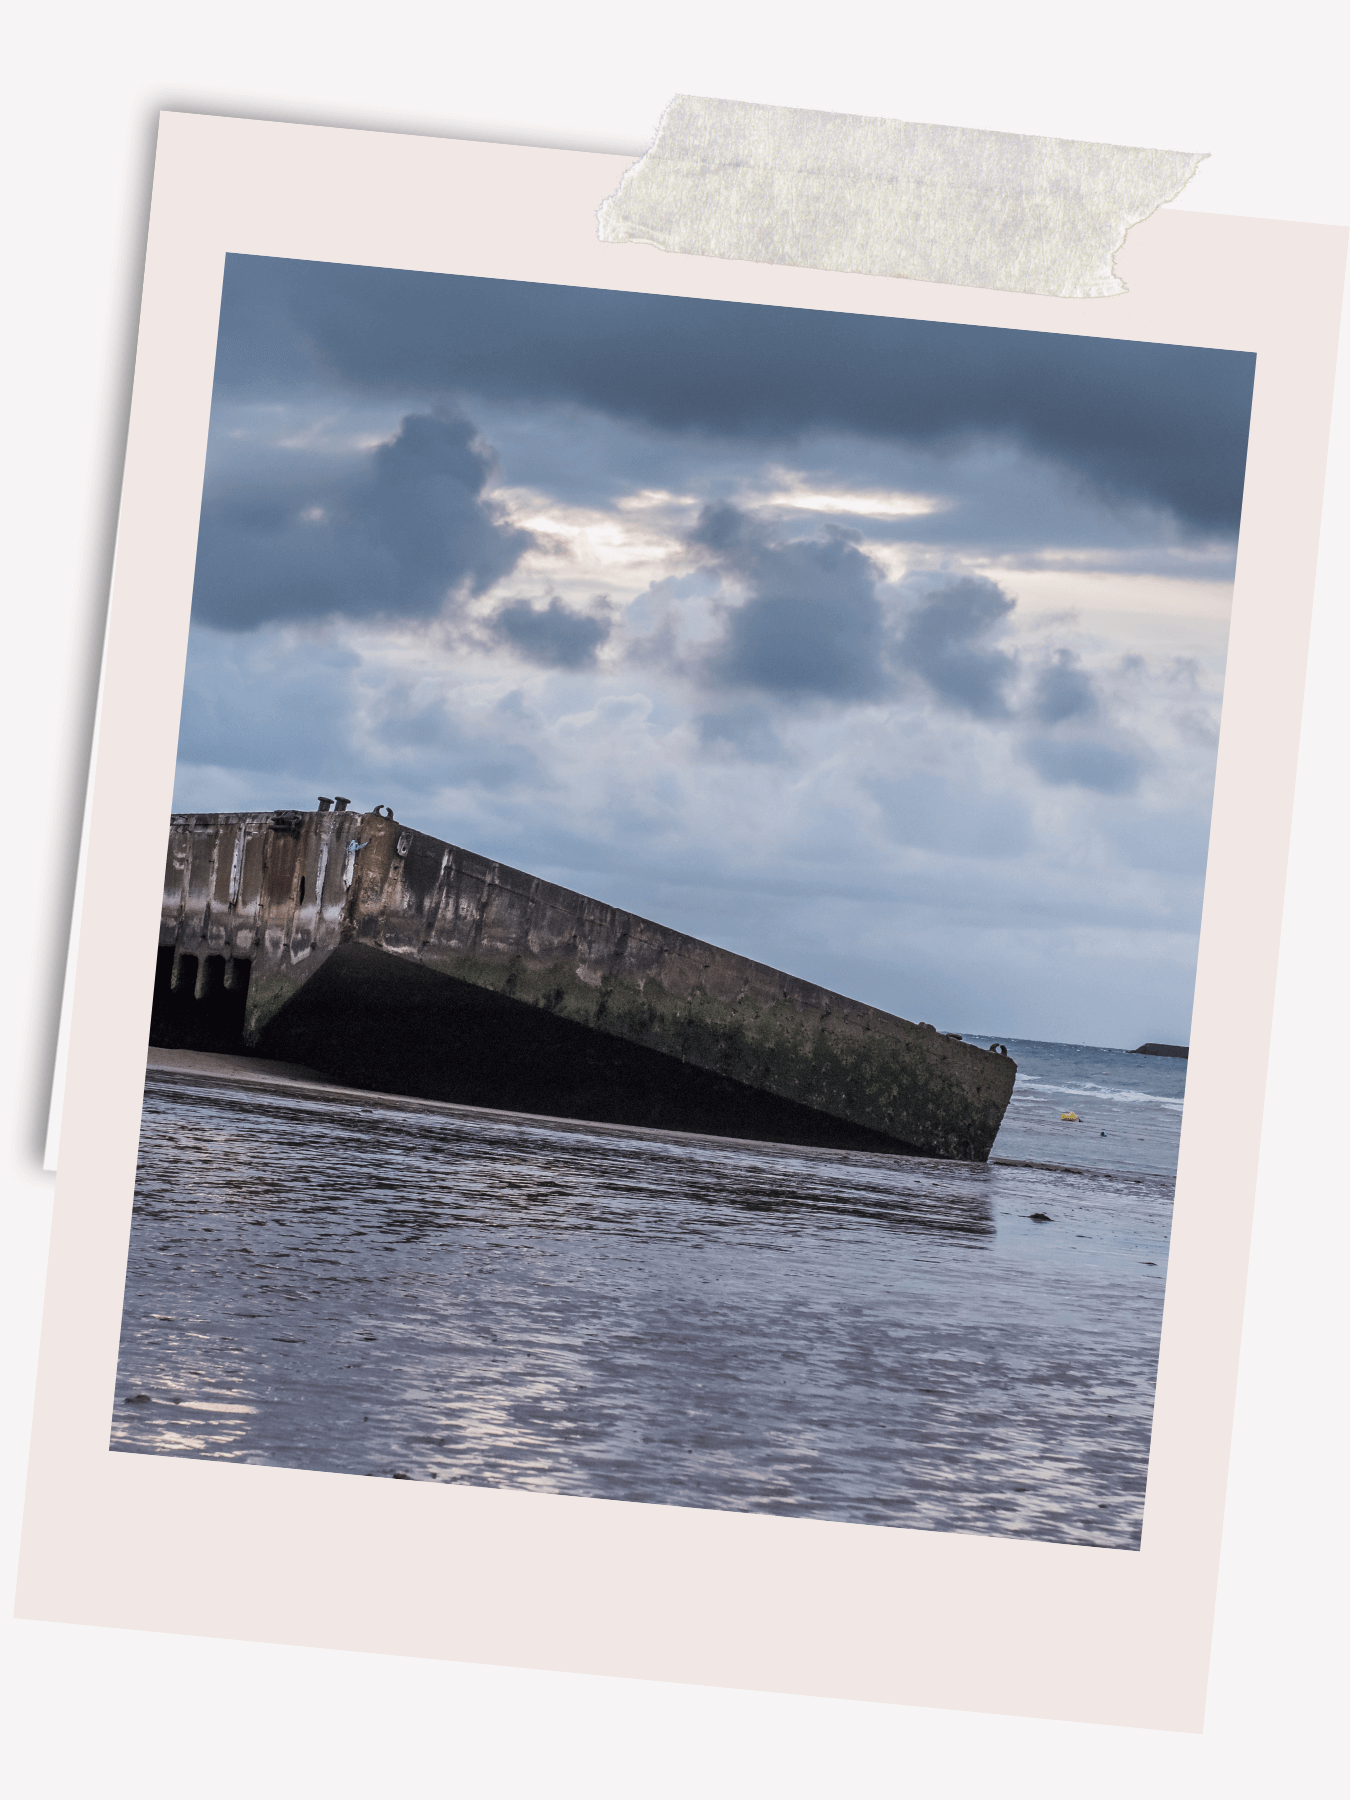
[151,809,1017,1160]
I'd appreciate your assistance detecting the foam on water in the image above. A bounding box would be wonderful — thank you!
[1016,1077,1184,1110]
[967,1037,1187,1177]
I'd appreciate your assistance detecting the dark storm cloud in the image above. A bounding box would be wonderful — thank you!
[175,633,361,777]
[896,576,1019,720]
[690,504,890,701]
[214,255,1257,535]
[1105,806,1214,878]
[868,772,1033,859]
[1030,648,1100,725]
[695,703,786,762]
[1020,733,1145,796]
[191,408,533,629]
[368,681,549,792]
[176,627,549,802]
[680,520,1130,771]
[461,405,1240,575]
[489,597,611,669]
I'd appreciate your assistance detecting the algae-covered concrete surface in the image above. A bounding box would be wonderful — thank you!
[154,808,1016,1159]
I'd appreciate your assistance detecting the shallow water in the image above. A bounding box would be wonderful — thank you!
[973,1036,1185,1179]
[112,1041,1178,1548]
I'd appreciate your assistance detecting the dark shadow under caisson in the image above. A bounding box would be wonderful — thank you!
[149,947,253,1054]
[227,942,924,1154]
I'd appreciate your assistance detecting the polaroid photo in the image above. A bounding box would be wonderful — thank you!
[18,112,1346,1730]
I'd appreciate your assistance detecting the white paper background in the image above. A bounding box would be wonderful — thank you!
[3,4,1345,1793]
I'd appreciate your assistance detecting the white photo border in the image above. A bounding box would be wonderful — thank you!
[17,111,1347,1731]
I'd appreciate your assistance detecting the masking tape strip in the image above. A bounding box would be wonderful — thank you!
[597,95,1207,299]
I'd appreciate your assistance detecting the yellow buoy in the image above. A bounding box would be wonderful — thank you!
[1060,1111,1079,1122]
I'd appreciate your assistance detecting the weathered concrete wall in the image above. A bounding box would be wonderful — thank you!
[156,808,1017,1159]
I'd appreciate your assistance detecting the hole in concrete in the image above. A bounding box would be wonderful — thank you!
[150,948,252,1052]
[195,954,226,1001]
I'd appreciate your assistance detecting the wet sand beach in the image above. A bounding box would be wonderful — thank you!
[114,1045,1177,1547]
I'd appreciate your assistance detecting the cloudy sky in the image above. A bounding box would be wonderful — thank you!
[174,255,1255,1047]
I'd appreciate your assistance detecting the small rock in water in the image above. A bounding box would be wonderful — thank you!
[1029,1212,1052,1223]
[124,1393,151,1405]
[391,1471,412,1480]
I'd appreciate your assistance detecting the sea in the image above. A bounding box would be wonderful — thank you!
[111,1037,1185,1550]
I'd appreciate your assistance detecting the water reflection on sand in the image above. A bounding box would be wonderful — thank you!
[112,1068,1173,1548]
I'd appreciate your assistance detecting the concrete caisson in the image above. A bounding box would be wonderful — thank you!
[152,808,1017,1160]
